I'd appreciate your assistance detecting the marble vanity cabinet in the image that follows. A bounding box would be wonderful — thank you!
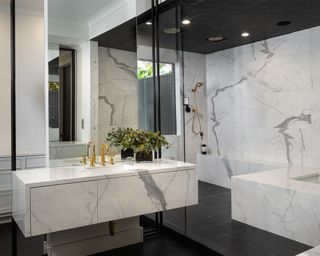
[12,159,198,237]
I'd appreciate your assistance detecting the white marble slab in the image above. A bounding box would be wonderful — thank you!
[12,159,197,237]
[14,159,194,188]
[31,181,98,235]
[98,47,138,150]
[232,168,320,246]
[98,169,197,222]
[206,27,320,174]
[197,154,280,188]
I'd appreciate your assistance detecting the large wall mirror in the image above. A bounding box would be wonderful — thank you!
[47,0,139,166]
[47,0,192,166]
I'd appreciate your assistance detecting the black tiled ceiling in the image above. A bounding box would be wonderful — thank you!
[92,0,320,54]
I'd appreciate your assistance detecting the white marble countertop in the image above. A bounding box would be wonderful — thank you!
[233,168,320,196]
[13,159,195,188]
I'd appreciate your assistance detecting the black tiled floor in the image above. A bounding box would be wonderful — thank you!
[0,221,218,256]
[162,181,312,256]
[0,222,45,256]
[95,231,220,256]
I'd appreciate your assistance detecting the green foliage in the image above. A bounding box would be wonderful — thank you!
[106,127,135,149]
[106,128,170,154]
[137,62,172,79]
[49,82,60,91]
[123,129,169,153]
[137,66,153,79]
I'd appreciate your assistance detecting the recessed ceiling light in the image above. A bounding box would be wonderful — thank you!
[207,36,225,42]
[163,28,181,34]
[182,19,191,25]
[277,21,291,26]
[241,32,250,37]
[146,21,152,26]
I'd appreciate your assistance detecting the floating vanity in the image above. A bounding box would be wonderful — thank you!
[12,159,197,255]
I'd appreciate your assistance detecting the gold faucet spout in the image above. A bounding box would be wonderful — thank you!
[87,141,96,166]
[100,144,109,166]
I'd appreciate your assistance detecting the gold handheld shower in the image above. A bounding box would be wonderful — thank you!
[191,82,203,136]
[192,82,203,93]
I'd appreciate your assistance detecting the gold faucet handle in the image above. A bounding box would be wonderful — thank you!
[110,156,114,165]
[101,144,109,155]
[101,154,106,166]
[92,153,96,164]
[89,157,95,167]
[81,155,87,165]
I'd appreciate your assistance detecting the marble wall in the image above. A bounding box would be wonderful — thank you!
[97,47,138,148]
[184,52,207,163]
[206,27,320,173]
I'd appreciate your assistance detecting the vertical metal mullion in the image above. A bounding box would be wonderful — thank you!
[155,0,162,159]
[177,0,188,234]
[11,0,17,255]
[179,1,186,163]
[151,0,157,135]
[11,0,16,171]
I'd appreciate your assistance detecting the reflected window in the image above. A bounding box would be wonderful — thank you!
[48,47,76,142]
[138,60,177,135]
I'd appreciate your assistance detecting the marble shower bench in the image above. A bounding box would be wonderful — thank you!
[12,159,198,255]
[232,168,320,247]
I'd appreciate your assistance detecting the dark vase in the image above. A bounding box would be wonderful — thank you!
[121,148,134,159]
[135,151,153,162]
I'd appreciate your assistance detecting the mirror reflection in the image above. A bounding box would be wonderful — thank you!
[47,0,140,165]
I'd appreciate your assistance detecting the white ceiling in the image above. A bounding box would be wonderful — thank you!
[48,0,115,24]
[48,0,119,46]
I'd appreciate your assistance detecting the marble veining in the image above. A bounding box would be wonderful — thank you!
[99,95,115,125]
[275,113,312,165]
[206,27,320,174]
[232,168,320,246]
[106,48,136,78]
[137,170,167,211]
[98,47,138,149]
[97,166,197,223]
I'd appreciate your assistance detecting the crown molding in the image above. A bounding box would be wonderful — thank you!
[88,0,136,39]
[87,0,131,27]
[48,16,89,46]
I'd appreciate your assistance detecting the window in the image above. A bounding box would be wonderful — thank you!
[138,60,177,135]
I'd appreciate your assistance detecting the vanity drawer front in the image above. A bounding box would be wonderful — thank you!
[97,169,198,223]
[30,181,98,236]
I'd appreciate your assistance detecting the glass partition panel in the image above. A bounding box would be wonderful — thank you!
[158,2,184,161]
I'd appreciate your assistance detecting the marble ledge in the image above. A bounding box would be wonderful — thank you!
[13,159,196,188]
[232,168,320,246]
[232,168,320,196]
